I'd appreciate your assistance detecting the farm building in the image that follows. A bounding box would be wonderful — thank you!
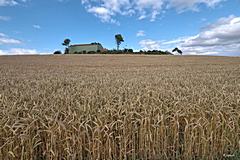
[69,43,104,54]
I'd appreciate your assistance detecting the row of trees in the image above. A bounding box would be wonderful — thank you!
[54,34,183,55]
[104,50,173,55]
[58,34,124,54]
[114,34,182,55]
[69,49,174,55]
[54,49,177,55]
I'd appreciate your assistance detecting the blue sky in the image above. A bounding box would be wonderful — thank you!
[0,0,239,55]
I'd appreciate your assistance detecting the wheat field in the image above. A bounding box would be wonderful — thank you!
[0,55,240,159]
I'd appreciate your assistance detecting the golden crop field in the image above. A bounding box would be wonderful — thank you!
[0,55,240,160]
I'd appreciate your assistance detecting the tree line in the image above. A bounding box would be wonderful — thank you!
[54,34,182,55]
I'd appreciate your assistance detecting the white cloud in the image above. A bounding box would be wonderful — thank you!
[0,0,17,6]
[87,7,115,23]
[0,0,27,6]
[84,0,132,24]
[33,24,41,29]
[0,16,10,21]
[136,30,145,37]
[139,39,161,50]
[0,48,51,55]
[138,14,146,20]
[167,0,224,12]
[81,0,224,23]
[0,32,21,45]
[135,0,164,21]
[139,15,240,55]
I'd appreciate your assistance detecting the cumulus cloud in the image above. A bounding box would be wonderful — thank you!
[0,48,51,55]
[167,0,224,12]
[83,0,133,24]
[139,39,161,50]
[136,30,145,37]
[33,24,41,29]
[0,0,17,6]
[87,6,117,24]
[0,0,27,6]
[183,15,240,47]
[0,33,21,45]
[139,15,240,55]
[81,0,224,23]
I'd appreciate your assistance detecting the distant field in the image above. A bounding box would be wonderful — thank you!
[0,55,240,159]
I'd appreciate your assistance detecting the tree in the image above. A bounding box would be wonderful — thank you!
[62,38,71,54]
[128,49,133,53]
[53,50,62,55]
[115,34,124,50]
[62,39,71,47]
[124,48,128,53]
[172,47,183,55]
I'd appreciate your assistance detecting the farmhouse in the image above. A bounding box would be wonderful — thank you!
[69,43,104,54]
